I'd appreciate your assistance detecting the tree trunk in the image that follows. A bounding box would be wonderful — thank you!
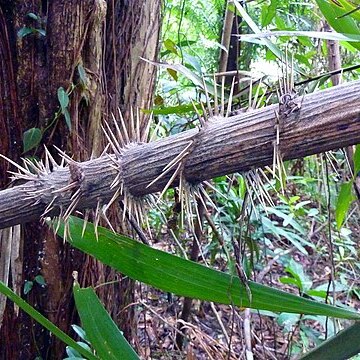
[0,0,160,358]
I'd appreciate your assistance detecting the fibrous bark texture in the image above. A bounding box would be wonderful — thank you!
[0,79,360,230]
[0,0,160,358]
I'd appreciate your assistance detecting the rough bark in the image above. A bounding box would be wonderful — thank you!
[0,0,160,358]
[0,79,360,230]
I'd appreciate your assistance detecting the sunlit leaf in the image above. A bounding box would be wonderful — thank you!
[316,0,360,50]
[261,0,278,27]
[237,30,360,42]
[163,38,178,55]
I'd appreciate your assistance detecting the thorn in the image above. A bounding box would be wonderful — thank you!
[93,201,101,241]
[0,154,36,179]
[111,113,125,147]
[142,113,153,143]
[226,77,236,118]
[149,118,162,143]
[221,76,225,117]
[44,145,58,170]
[136,108,141,143]
[202,77,213,118]
[191,100,204,127]
[156,162,182,203]
[82,209,90,237]
[53,145,74,164]
[213,74,219,116]
[102,122,122,157]
[130,107,136,142]
[118,108,130,145]
[163,141,193,172]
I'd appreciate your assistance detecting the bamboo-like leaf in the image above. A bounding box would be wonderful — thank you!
[73,285,139,360]
[237,30,360,42]
[0,281,97,360]
[300,321,360,360]
[56,216,360,320]
[232,0,306,76]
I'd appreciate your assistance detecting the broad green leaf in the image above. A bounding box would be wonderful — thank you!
[57,87,70,111]
[316,0,360,50]
[56,217,360,320]
[0,281,97,360]
[23,127,42,152]
[300,321,360,359]
[335,181,354,229]
[73,285,139,360]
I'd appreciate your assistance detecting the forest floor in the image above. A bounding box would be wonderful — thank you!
[131,219,360,360]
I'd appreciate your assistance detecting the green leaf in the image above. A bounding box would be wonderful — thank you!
[71,325,89,343]
[300,321,360,360]
[144,103,202,116]
[73,285,139,360]
[34,275,46,286]
[141,58,242,98]
[23,127,42,153]
[63,108,72,131]
[0,281,97,360]
[24,280,33,295]
[35,28,46,37]
[261,0,278,27]
[17,27,34,38]
[77,64,87,85]
[167,68,178,81]
[27,12,40,21]
[163,38,178,55]
[57,87,70,111]
[353,144,360,175]
[336,0,360,22]
[56,217,360,320]
[315,0,360,51]
[160,40,197,57]
[238,30,360,43]
[232,0,306,76]
[335,181,354,229]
